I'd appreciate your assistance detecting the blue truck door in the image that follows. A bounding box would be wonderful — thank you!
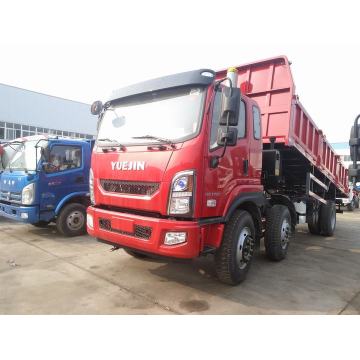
[39,143,88,215]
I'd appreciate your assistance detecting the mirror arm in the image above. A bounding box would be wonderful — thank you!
[209,78,234,169]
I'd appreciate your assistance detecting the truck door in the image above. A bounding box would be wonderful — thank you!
[202,90,250,218]
[39,143,87,214]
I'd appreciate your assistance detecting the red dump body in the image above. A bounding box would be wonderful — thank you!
[218,56,348,196]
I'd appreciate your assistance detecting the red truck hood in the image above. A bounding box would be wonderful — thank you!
[92,147,174,214]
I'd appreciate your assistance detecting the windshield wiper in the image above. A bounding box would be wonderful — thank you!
[97,138,126,151]
[132,135,176,148]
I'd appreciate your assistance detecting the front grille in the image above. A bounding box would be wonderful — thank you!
[0,191,22,203]
[99,218,152,240]
[100,179,159,196]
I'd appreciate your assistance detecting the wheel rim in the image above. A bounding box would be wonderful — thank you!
[236,226,254,270]
[66,210,85,231]
[280,218,290,250]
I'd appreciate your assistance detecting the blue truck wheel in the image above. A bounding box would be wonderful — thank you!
[56,203,87,237]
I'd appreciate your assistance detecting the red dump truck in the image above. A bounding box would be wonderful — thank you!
[87,56,348,284]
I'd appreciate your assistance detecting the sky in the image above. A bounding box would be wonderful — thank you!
[1,0,359,143]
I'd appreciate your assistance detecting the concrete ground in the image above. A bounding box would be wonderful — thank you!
[0,210,359,315]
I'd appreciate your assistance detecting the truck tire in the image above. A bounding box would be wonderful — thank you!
[56,203,87,237]
[320,201,336,236]
[355,197,360,209]
[32,221,50,228]
[215,210,255,285]
[307,206,321,235]
[124,249,150,259]
[265,205,292,261]
[347,201,355,212]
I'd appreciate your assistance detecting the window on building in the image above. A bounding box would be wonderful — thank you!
[6,129,15,140]
[0,120,93,141]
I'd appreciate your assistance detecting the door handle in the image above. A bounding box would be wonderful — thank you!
[243,159,249,176]
[75,176,84,184]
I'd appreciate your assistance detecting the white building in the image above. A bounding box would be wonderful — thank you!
[0,83,97,141]
[331,142,351,169]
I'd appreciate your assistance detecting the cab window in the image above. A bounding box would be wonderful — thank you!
[253,106,261,140]
[210,91,246,149]
[45,145,82,173]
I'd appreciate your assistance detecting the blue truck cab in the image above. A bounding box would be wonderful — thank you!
[0,135,94,236]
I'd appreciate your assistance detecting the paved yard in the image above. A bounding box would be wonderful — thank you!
[0,210,359,314]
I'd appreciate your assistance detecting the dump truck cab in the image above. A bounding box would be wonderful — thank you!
[0,135,93,236]
[87,69,265,259]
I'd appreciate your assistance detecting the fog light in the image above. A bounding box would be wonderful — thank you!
[169,198,190,214]
[20,213,28,219]
[87,214,94,228]
[164,232,187,246]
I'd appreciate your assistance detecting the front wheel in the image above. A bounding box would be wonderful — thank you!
[56,203,87,237]
[265,205,292,261]
[215,210,255,285]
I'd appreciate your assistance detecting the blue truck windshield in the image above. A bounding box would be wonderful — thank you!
[97,86,206,145]
[7,140,45,171]
[0,144,17,170]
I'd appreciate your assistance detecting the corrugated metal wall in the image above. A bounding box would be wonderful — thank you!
[0,83,97,136]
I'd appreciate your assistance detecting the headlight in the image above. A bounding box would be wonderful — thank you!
[89,168,95,205]
[87,213,94,228]
[22,183,35,205]
[168,170,195,216]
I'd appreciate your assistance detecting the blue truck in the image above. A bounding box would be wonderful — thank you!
[0,135,93,236]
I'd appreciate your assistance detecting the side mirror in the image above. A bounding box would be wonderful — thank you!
[91,101,103,115]
[217,127,238,147]
[350,123,360,162]
[220,87,240,126]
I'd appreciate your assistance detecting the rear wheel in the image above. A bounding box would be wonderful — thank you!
[307,204,321,235]
[320,201,336,236]
[32,221,50,228]
[355,197,360,209]
[265,205,292,261]
[56,203,87,237]
[347,201,355,212]
[215,210,255,285]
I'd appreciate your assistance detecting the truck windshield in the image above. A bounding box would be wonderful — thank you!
[97,86,206,145]
[7,140,45,171]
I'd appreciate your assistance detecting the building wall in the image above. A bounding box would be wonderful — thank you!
[331,142,351,168]
[0,83,97,141]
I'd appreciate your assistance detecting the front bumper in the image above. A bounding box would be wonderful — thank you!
[87,206,203,259]
[0,202,39,223]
